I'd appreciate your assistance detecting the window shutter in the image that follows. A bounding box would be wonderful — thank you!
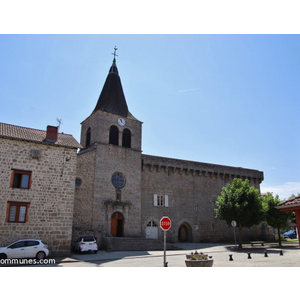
[154,194,158,206]
[164,195,169,207]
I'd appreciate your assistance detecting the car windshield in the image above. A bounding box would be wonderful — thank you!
[83,237,95,242]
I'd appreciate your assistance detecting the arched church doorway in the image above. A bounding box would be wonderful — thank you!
[178,223,192,242]
[111,211,124,237]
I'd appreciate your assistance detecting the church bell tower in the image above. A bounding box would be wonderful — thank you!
[73,48,142,246]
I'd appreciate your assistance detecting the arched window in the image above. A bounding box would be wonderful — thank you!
[122,128,131,148]
[109,125,119,146]
[86,127,91,147]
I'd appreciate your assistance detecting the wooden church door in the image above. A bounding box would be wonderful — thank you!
[111,212,124,237]
[178,223,192,242]
[179,224,188,242]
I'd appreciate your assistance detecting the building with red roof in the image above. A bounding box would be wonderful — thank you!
[277,196,300,246]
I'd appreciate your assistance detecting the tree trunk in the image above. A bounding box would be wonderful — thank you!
[277,225,282,247]
[238,225,243,248]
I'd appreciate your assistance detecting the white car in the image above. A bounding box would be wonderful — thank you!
[0,239,49,259]
[74,236,98,253]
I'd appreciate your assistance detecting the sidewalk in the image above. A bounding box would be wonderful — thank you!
[54,242,300,267]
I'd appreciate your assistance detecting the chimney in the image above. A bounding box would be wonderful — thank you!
[45,125,58,143]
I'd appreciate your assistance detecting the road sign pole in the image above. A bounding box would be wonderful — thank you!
[163,230,166,267]
[231,220,237,246]
[233,227,237,246]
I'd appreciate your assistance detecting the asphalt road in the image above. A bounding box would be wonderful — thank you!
[47,242,300,267]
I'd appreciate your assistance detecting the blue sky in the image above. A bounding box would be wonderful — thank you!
[1,34,300,200]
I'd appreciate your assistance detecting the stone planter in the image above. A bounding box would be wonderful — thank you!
[185,258,214,267]
[186,254,208,260]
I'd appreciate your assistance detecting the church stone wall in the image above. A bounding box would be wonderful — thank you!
[141,154,264,243]
[72,147,96,242]
[0,138,77,256]
[93,144,142,239]
[80,110,142,151]
[73,144,142,249]
[73,109,143,249]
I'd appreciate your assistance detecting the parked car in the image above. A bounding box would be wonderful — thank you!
[283,230,297,239]
[0,239,49,259]
[74,236,98,253]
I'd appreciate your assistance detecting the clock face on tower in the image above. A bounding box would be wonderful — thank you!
[118,118,126,126]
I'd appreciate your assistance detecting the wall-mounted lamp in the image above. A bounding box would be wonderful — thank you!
[61,155,71,177]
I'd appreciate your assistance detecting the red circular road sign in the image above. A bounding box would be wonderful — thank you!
[160,216,171,231]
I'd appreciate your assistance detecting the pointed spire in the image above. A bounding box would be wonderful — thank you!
[92,47,128,117]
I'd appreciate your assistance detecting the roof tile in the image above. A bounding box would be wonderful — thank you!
[278,196,300,207]
[0,122,82,149]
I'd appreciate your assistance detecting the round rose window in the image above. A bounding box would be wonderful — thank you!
[111,173,125,189]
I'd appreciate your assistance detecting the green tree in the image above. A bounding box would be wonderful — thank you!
[215,178,263,248]
[262,192,294,246]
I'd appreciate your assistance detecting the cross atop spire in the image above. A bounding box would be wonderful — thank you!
[109,46,119,75]
[112,46,118,62]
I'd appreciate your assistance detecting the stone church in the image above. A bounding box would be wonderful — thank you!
[73,51,264,250]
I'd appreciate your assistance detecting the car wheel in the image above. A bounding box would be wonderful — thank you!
[94,250,97,254]
[36,251,46,260]
[0,253,7,259]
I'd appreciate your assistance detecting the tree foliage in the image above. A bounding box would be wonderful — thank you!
[215,178,263,248]
[262,192,294,246]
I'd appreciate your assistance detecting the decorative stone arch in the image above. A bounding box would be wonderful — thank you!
[178,221,193,242]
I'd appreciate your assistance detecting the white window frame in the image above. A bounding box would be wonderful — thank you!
[153,194,169,207]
